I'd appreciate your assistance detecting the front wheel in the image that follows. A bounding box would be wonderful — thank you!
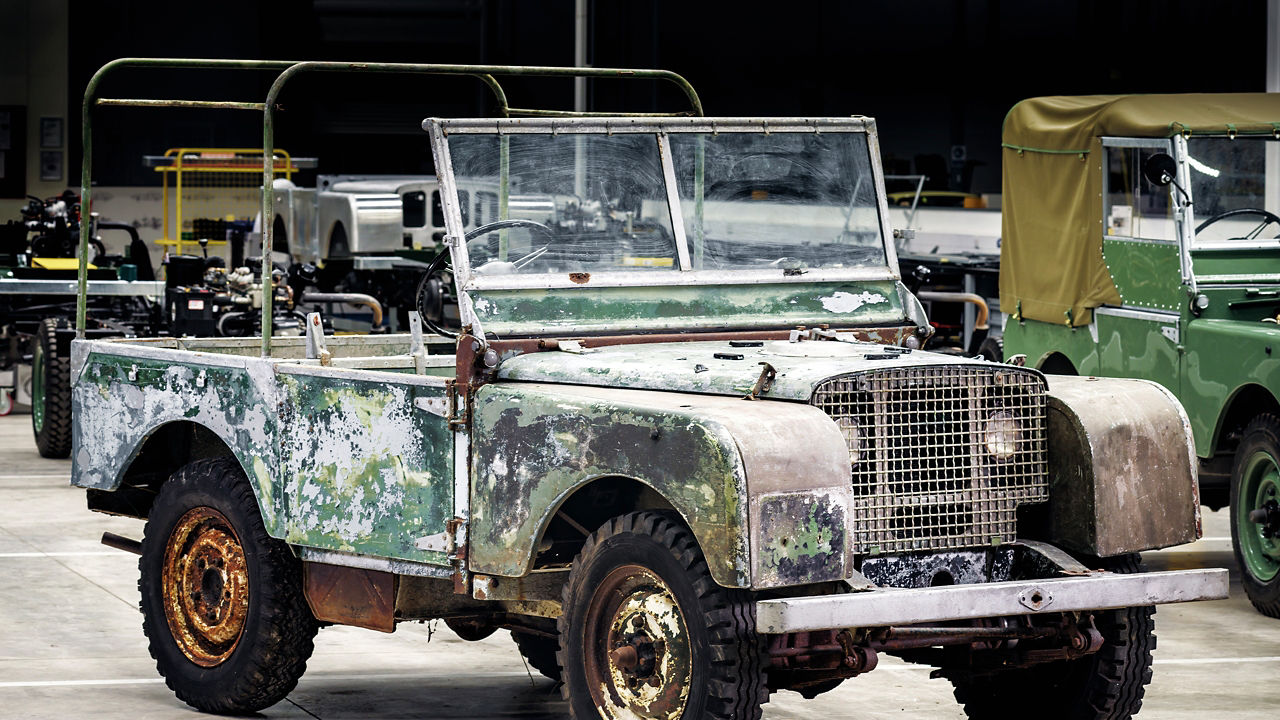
[1231,415,1280,617]
[948,554,1155,720]
[140,457,318,713]
[558,511,766,720]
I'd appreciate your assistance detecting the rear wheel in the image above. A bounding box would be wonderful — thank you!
[558,511,766,720]
[31,317,71,458]
[1231,414,1280,617]
[140,457,317,713]
[948,555,1155,720]
[513,630,562,682]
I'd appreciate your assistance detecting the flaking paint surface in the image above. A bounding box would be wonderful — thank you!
[71,350,284,534]
[498,339,999,400]
[469,383,751,587]
[279,373,453,565]
[756,491,848,586]
[470,280,905,336]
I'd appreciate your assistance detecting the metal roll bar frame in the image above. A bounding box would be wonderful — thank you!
[77,58,703,356]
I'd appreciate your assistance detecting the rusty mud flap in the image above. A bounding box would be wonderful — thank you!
[755,568,1228,633]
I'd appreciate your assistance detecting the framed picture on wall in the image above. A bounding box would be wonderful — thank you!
[40,117,63,149]
[0,106,26,198]
[40,151,63,182]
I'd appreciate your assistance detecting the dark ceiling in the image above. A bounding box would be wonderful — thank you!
[68,0,1268,193]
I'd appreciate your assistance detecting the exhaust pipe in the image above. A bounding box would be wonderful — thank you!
[101,531,142,555]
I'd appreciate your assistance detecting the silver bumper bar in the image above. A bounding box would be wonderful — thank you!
[755,568,1228,634]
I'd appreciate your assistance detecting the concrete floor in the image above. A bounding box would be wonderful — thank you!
[0,414,1277,719]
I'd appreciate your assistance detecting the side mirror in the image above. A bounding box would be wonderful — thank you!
[1143,153,1178,187]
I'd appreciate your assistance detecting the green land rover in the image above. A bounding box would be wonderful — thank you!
[1002,93,1280,617]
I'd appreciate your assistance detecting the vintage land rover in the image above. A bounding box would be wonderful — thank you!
[72,61,1225,720]
[1000,94,1280,618]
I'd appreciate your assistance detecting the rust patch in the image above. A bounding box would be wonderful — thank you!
[162,506,249,667]
[303,563,397,633]
[569,272,591,284]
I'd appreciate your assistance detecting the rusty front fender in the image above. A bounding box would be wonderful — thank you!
[468,382,852,589]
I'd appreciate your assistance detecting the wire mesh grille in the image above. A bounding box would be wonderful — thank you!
[810,365,1048,554]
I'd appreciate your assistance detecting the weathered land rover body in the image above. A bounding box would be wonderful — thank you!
[73,61,1225,720]
[1001,94,1280,617]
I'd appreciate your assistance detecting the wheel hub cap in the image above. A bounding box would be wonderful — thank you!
[161,507,250,667]
[1240,452,1280,581]
[586,566,692,719]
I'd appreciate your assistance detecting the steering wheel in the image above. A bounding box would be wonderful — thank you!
[413,218,557,339]
[465,218,557,269]
[1195,207,1280,238]
[466,218,555,244]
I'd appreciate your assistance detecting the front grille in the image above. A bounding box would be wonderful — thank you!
[810,365,1048,554]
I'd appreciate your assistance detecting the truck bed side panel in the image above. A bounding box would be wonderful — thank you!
[71,342,287,535]
[278,367,454,566]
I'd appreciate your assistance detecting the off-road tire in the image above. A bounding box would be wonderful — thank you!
[1230,414,1280,617]
[558,511,767,720]
[513,631,562,682]
[31,317,72,458]
[140,457,317,714]
[949,554,1155,720]
[977,335,1004,363]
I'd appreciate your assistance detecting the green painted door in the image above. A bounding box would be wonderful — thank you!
[1092,140,1187,398]
[278,369,455,566]
[1094,307,1182,398]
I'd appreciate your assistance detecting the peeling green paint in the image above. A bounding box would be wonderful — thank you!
[470,280,905,337]
[70,350,285,534]
[279,374,454,565]
[756,492,846,586]
[469,382,752,588]
[499,338,1001,401]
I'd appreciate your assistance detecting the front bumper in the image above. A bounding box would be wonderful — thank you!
[755,568,1228,633]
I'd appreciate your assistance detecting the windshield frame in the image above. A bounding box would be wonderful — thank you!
[425,117,899,331]
[1112,132,1280,290]
[1183,134,1280,252]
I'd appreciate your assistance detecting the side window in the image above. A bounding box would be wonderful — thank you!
[1105,145,1176,241]
[431,190,470,229]
[431,191,444,228]
[402,191,427,228]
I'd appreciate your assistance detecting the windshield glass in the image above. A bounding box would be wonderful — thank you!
[445,129,889,277]
[448,133,678,275]
[1186,137,1280,243]
[669,132,886,270]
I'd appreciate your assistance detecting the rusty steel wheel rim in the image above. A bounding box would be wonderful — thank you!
[161,506,250,667]
[583,564,692,720]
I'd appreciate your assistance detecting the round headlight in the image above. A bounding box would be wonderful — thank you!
[835,415,861,468]
[984,412,1020,461]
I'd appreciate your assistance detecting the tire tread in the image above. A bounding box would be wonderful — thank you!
[557,511,766,720]
[33,318,72,458]
[140,457,317,714]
